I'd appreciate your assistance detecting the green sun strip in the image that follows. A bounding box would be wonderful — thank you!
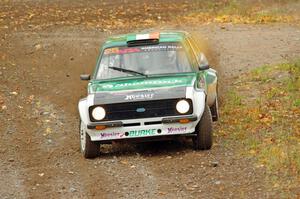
[89,74,196,92]
[89,68,213,93]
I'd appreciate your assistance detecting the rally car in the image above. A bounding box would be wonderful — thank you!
[79,31,219,158]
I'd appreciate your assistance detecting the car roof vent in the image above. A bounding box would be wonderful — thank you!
[126,33,160,47]
[127,39,159,47]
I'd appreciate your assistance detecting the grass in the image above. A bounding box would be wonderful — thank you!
[216,59,300,196]
[181,0,299,24]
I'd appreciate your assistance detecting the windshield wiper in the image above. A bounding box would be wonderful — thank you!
[108,66,147,77]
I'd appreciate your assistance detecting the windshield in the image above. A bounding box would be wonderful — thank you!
[95,42,193,80]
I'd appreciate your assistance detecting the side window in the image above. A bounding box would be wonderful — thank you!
[187,37,198,56]
[189,37,202,56]
[188,36,204,65]
[183,38,198,70]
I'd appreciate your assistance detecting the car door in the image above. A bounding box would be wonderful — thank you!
[187,36,218,107]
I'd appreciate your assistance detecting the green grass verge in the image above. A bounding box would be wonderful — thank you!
[216,59,300,196]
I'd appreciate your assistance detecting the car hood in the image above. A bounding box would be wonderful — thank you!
[89,74,196,104]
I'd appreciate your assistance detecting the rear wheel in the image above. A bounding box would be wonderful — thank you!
[80,120,100,158]
[193,105,213,150]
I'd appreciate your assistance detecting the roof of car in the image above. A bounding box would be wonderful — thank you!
[102,30,190,49]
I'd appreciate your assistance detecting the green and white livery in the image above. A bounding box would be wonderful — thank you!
[78,31,219,158]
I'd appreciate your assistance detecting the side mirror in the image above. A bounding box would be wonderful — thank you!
[80,74,91,81]
[198,53,210,70]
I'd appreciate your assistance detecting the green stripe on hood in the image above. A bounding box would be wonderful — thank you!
[89,74,196,93]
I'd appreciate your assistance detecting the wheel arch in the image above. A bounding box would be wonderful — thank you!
[206,69,218,107]
[78,98,90,125]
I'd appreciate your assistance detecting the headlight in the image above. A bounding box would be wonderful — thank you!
[92,106,106,120]
[176,100,190,114]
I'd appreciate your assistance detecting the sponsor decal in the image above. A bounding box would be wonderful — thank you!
[167,127,187,134]
[104,47,141,55]
[141,45,182,51]
[101,79,184,89]
[104,44,182,55]
[104,47,119,55]
[100,132,124,138]
[127,129,156,137]
[125,93,154,100]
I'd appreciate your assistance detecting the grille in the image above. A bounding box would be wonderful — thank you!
[89,98,193,122]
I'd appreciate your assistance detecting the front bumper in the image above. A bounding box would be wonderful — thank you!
[87,115,197,129]
[85,115,198,141]
[79,87,207,142]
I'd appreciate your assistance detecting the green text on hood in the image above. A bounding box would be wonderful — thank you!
[89,74,196,93]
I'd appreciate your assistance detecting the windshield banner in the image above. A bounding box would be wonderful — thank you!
[104,43,183,55]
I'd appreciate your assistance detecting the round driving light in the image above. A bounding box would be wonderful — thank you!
[92,106,106,120]
[176,100,190,114]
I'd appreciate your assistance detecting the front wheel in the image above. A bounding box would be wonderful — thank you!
[193,105,213,150]
[210,97,219,122]
[80,120,100,158]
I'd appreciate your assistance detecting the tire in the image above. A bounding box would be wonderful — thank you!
[80,120,100,158]
[210,97,219,122]
[193,105,213,150]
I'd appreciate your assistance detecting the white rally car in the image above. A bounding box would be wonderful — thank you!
[79,31,219,158]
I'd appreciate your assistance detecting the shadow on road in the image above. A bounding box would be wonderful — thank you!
[99,139,194,158]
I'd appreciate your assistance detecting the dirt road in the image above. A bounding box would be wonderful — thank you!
[1,1,300,198]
